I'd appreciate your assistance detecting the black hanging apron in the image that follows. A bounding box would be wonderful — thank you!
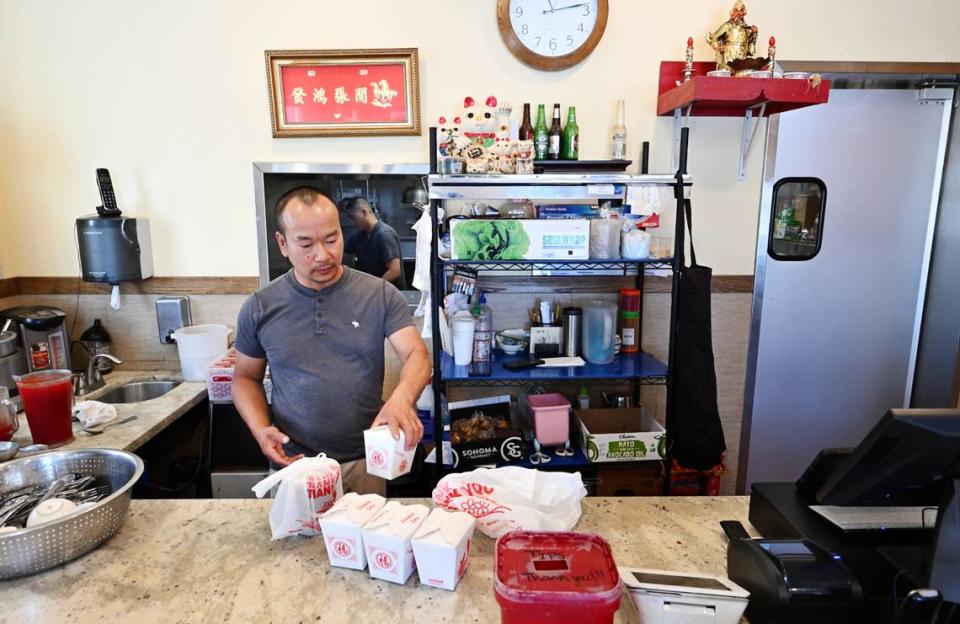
[671,198,726,471]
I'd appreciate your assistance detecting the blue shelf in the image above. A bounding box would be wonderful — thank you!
[440,351,668,386]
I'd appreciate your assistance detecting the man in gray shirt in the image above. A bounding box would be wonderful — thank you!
[342,197,405,289]
[233,187,430,494]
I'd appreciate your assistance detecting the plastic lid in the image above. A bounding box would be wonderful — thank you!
[495,531,621,604]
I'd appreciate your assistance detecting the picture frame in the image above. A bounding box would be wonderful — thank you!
[264,48,421,138]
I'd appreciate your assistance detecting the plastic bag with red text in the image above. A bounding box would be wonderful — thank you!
[251,454,343,540]
[432,466,586,538]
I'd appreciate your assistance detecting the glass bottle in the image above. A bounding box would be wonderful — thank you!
[562,106,579,160]
[533,104,549,160]
[519,103,534,141]
[611,99,627,160]
[548,103,562,160]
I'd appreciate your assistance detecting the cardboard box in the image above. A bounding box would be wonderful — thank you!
[363,426,416,480]
[537,204,598,220]
[412,508,477,591]
[318,493,386,570]
[362,501,430,584]
[576,408,666,463]
[449,395,525,469]
[451,219,589,261]
[594,463,663,496]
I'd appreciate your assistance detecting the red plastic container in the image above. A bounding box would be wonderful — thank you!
[494,531,621,624]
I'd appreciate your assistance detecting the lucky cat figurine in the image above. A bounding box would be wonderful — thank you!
[461,96,498,148]
[437,115,462,157]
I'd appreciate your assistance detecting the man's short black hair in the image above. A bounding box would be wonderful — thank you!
[274,186,334,235]
[341,196,371,215]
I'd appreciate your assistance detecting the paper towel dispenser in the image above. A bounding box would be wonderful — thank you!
[76,215,154,284]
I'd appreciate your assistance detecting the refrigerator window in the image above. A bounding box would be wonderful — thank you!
[768,177,826,261]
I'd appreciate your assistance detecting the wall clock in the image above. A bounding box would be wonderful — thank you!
[496,0,609,71]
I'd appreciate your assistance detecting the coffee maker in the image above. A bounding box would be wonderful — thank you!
[0,306,71,373]
[0,330,26,395]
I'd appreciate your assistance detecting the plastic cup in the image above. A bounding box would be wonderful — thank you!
[451,316,475,367]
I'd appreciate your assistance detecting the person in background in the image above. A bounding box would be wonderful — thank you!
[233,187,430,494]
[342,196,405,289]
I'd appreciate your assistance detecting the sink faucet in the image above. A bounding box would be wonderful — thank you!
[75,354,123,396]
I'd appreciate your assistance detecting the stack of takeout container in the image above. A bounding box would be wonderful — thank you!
[315,493,478,590]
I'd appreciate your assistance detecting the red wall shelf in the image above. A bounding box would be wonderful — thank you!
[657,61,831,117]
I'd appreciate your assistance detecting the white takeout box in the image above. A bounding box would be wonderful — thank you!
[411,507,477,591]
[364,426,416,480]
[318,492,387,570]
[362,501,430,584]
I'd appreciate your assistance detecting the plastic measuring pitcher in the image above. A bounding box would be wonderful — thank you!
[582,301,617,364]
[15,369,74,447]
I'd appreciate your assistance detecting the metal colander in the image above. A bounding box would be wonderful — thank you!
[0,448,143,579]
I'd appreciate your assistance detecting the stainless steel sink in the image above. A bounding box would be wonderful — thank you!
[96,380,181,404]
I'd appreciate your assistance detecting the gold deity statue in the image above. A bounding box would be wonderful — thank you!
[706,1,759,71]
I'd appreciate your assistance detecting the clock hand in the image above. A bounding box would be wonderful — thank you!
[550,2,589,11]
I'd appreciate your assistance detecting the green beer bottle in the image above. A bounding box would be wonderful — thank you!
[533,104,549,160]
[562,106,579,160]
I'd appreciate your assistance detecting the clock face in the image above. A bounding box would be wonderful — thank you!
[508,0,599,58]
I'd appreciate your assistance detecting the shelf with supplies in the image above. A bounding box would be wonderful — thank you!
[426,126,693,494]
[428,172,690,201]
[440,257,675,273]
[439,351,668,387]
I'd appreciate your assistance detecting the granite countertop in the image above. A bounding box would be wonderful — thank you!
[1,496,755,623]
[11,370,208,452]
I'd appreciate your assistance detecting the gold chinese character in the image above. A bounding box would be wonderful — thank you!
[334,87,350,104]
[354,87,368,104]
[313,88,328,104]
[290,87,306,105]
[370,80,398,109]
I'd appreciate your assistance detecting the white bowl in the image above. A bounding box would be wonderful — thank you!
[496,329,530,354]
[26,498,78,527]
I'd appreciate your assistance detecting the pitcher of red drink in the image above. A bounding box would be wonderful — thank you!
[14,370,74,447]
[0,396,19,442]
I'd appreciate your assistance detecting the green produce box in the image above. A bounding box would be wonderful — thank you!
[576,408,666,463]
[450,218,589,261]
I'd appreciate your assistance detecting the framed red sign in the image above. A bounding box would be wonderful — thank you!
[265,48,421,138]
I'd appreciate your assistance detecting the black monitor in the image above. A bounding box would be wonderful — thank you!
[816,409,960,507]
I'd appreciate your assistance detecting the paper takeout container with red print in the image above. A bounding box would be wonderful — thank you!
[361,501,430,584]
[411,507,477,591]
[318,492,387,570]
[363,425,416,480]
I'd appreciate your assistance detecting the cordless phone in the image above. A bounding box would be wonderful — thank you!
[95,168,122,216]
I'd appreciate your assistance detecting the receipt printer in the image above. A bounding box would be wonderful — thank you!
[721,520,864,623]
[619,567,749,624]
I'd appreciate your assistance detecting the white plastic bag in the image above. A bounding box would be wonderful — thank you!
[251,454,343,540]
[432,467,587,538]
[621,222,651,259]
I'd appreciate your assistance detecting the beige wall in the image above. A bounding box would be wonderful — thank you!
[2,1,959,278]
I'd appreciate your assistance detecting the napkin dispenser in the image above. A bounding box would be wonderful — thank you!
[721,520,864,623]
